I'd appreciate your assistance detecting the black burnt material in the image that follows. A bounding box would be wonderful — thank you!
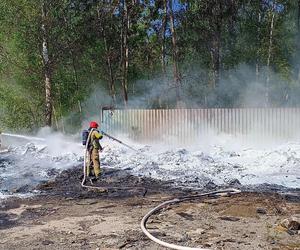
[36,165,186,200]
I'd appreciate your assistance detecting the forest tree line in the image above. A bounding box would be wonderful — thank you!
[0,0,300,131]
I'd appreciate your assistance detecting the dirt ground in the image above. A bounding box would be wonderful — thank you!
[0,167,299,250]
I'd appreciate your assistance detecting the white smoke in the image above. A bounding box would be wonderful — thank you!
[1,123,299,199]
[101,135,300,189]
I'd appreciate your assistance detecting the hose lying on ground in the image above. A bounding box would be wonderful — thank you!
[141,188,241,250]
[82,131,241,249]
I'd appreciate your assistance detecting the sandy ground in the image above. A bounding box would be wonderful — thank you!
[0,167,299,250]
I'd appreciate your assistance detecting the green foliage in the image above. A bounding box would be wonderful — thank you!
[0,80,43,131]
[0,0,300,131]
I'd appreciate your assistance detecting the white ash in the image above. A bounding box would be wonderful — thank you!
[1,135,299,198]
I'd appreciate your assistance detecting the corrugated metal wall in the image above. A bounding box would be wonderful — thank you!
[102,108,300,144]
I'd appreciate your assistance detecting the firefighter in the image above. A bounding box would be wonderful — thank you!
[86,121,103,182]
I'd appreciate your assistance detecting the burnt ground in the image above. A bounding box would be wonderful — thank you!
[0,166,299,250]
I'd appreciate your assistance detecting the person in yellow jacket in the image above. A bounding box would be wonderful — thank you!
[87,121,103,182]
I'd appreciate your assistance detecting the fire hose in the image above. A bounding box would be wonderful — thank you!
[140,188,241,250]
[101,130,138,152]
[81,130,242,249]
[81,128,101,190]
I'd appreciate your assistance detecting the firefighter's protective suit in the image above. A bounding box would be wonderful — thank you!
[87,129,103,179]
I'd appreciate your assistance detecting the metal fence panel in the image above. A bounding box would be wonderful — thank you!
[102,108,300,144]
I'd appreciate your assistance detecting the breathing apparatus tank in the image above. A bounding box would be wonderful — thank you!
[82,129,89,146]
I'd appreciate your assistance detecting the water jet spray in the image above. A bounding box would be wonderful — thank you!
[2,133,45,142]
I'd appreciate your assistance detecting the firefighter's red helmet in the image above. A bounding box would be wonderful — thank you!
[89,121,99,128]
